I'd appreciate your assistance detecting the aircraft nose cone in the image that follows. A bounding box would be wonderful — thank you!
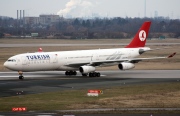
[3,62,8,68]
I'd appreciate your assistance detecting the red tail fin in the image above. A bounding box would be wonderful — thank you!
[125,21,151,48]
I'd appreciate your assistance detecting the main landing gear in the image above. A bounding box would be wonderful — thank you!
[18,71,24,80]
[65,71,77,76]
[89,72,101,77]
[65,71,101,77]
[82,72,101,77]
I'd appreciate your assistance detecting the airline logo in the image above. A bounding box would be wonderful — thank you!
[26,54,50,60]
[139,30,146,41]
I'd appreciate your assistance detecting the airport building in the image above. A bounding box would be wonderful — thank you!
[24,14,61,25]
[39,15,60,25]
[24,17,39,25]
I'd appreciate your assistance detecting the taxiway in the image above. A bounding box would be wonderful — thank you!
[0,70,179,97]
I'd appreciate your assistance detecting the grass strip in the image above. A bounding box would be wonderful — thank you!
[0,82,180,112]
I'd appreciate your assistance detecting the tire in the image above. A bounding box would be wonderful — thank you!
[19,76,24,80]
[65,71,68,75]
[96,72,101,77]
[89,73,92,77]
[92,72,96,77]
[73,71,77,75]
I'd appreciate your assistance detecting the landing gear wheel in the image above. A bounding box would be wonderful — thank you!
[19,75,24,80]
[93,72,97,77]
[18,71,24,80]
[65,71,68,75]
[89,73,93,77]
[65,71,77,76]
[72,71,77,75]
[89,72,101,77]
[96,72,101,77]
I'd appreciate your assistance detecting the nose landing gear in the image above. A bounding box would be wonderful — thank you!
[18,71,24,80]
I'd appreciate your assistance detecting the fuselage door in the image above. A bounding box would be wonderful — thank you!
[21,56,27,65]
[52,54,58,63]
[50,54,59,69]
[91,53,99,61]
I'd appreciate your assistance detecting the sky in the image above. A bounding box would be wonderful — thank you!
[0,0,180,19]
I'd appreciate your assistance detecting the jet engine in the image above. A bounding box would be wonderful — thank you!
[118,62,135,70]
[79,66,96,73]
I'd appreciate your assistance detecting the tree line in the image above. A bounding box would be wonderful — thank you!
[0,17,180,39]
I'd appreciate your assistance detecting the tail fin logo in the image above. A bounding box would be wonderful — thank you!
[139,30,146,41]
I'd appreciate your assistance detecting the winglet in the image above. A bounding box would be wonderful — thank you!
[168,52,176,58]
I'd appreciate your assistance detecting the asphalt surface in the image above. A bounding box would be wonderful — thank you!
[0,70,180,97]
[0,70,180,116]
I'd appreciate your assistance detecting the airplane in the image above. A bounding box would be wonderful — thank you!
[3,21,176,80]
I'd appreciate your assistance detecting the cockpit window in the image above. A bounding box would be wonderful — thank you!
[7,59,16,62]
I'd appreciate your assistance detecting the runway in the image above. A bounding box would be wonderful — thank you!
[0,70,179,97]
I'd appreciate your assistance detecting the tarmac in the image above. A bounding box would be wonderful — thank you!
[0,70,180,97]
[0,70,180,116]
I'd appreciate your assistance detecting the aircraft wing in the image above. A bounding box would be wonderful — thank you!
[128,52,176,63]
[66,52,176,67]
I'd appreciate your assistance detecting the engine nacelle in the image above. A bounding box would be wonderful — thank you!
[79,66,96,73]
[118,63,135,70]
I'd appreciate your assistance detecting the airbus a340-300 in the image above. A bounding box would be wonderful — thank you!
[4,21,176,80]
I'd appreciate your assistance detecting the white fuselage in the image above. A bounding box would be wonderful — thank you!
[4,47,149,72]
